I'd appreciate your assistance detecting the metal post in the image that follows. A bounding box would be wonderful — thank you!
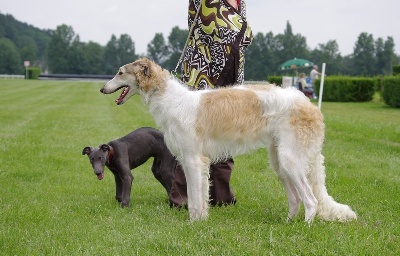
[24,61,30,79]
[318,63,326,109]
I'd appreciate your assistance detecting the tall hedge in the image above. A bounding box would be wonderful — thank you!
[314,77,375,102]
[266,76,282,85]
[382,77,400,108]
[393,65,400,76]
[27,67,41,79]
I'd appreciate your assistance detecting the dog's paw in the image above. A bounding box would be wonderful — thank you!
[189,208,208,221]
[318,201,357,222]
[120,201,130,208]
[336,205,357,222]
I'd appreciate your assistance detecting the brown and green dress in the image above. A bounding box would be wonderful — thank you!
[181,0,253,89]
[169,0,253,208]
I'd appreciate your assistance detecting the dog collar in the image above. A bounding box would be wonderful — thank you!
[108,145,114,163]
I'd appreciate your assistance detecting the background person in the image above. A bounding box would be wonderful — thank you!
[297,73,315,99]
[169,0,253,207]
[310,65,327,85]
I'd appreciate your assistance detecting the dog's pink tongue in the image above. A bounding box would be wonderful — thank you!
[97,173,104,180]
[115,87,129,104]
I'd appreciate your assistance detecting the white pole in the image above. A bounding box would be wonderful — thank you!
[318,63,326,109]
[23,61,30,79]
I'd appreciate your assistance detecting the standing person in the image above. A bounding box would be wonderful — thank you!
[310,65,326,99]
[310,65,324,85]
[169,0,253,207]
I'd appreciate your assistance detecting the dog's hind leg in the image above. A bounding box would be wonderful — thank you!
[180,155,210,221]
[279,177,302,221]
[308,154,357,222]
[277,148,318,224]
[268,144,301,221]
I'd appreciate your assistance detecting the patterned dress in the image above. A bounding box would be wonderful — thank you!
[181,0,253,89]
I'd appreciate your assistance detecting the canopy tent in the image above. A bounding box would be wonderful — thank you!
[278,58,313,71]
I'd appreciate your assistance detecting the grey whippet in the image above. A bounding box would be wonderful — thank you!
[82,127,177,207]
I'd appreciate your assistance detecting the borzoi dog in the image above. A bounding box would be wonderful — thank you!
[100,58,357,224]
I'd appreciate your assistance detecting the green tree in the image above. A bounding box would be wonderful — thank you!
[311,40,342,75]
[0,13,51,71]
[18,35,37,65]
[165,26,188,71]
[375,37,385,75]
[0,15,5,38]
[245,32,267,80]
[47,24,78,73]
[67,37,88,74]
[118,34,137,65]
[104,35,119,74]
[275,21,310,63]
[0,38,22,74]
[339,54,355,76]
[147,33,169,66]
[84,41,105,74]
[245,32,281,80]
[353,32,375,76]
[382,36,396,75]
[104,34,137,74]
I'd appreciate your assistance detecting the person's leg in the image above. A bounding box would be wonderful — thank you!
[209,158,236,206]
[169,163,188,208]
[169,159,236,207]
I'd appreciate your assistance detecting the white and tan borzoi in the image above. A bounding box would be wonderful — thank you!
[100,58,357,224]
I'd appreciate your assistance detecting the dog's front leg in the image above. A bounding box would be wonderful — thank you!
[114,174,123,202]
[108,167,123,202]
[180,156,208,221]
[119,168,133,208]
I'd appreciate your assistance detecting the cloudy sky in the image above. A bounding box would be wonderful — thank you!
[1,0,399,56]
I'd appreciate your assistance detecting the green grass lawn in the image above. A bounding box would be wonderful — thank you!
[0,79,399,255]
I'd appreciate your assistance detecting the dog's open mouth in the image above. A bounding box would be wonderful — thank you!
[115,86,130,105]
[96,173,104,180]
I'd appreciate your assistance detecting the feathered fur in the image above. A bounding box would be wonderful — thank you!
[100,58,357,223]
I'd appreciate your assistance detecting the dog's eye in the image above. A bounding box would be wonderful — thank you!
[118,71,123,75]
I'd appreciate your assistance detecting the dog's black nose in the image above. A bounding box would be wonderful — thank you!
[100,88,104,93]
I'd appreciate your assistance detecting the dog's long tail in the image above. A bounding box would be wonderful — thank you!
[308,154,357,222]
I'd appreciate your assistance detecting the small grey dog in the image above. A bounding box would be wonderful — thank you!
[82,127,177,207]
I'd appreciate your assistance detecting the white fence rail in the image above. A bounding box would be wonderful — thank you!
[0,74,25,79]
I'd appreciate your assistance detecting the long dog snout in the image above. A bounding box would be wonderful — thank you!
[100,82,112,94]
[100,85,110,94]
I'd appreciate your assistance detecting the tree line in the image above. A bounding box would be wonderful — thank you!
[1,13,399,80]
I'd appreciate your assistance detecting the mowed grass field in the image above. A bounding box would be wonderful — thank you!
[0,79,399,255]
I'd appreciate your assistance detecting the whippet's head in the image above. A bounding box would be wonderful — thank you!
[100,58,169,105]
[82,144,113,180]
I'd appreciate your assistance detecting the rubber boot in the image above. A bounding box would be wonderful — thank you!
[169,159,236,208]
[168,163,187,208]
[209,158,236,206]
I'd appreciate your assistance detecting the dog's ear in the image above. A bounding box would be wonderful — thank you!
[100,144,110,152]
[82,146,93,155]
[142,63,151,78]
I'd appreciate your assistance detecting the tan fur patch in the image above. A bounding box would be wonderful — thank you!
[243,83,276,91]
[126,58,170,94]
[290,101,325,146]
[196,88,268,141]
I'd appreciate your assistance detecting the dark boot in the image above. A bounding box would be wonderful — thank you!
[209,158,236,206]
[168,163,187,208]
[168,159,236,208]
